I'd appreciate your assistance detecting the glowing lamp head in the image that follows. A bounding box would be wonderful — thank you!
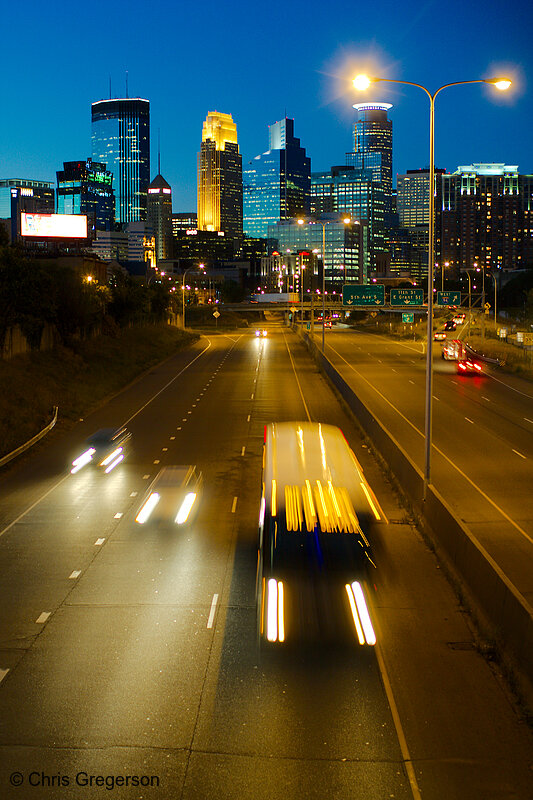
[353,74,372,91]
[297,218,304,225]
[491,79,512,91]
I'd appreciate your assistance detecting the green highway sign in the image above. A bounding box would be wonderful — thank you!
[342,284,385,306]
[402,313,414,323]
[436,291,461,306]
[390,288,424,306]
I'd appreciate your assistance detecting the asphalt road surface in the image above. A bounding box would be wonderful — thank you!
[0,327,531,799]
[319,325,533,608]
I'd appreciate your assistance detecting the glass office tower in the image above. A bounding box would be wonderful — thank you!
[147,173,173,262]
[197,111,242,252]
[91,98,150,225]
[243,118,310,238]
[350,103,393,213]
[56,159,114,231]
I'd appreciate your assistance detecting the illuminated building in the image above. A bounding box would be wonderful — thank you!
[91,98,150,225]
[0,178,55,241]
[197,111,242,251]
[56,159,114,234]
[395,167,446,280]
[147,174,173,261]
[311,166,385,275]
[268,217,367,289]
[348,103,393,213]
[243,118,310,238]
[172,212,197,236]
[438,164,526,273]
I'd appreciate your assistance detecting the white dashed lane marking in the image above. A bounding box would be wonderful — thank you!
[36,612,51,624]
[231,497,238,513]
[94,538,105,546]
[69,570,81,580]
[207,594,219,629]
[513,449,526,459]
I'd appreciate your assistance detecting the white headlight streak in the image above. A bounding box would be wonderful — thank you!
[104,453,124,474]
[100,446,123,467]
[175,492,197,524]
[266,578,285,643]
[135,492,160,524]
[71,448,96,474]
[345,581,376,645]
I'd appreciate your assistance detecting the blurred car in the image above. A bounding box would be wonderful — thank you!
[444,319,457,331]
[453,313,466,324]
[135,465,203,525]
[71,427,131,474]
[434,330,446,341]
[255,329,268,337]
[457,357,483,375]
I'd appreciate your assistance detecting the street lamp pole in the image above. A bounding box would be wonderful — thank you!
[322,221,326,353]
[182,265,204,330]
[353,73,511,499]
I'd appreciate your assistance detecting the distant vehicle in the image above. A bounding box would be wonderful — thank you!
[442,339,463,360]
[135,465,203,525]
[444,319,457,331]
[453,313,466,324]
[71,427,131,474]
[457,356,483,375]
[257,422,380,647]
[434,330,446,341]
[255,329,267,337]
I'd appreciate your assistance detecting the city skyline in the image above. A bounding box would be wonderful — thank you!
[2,0,531,213]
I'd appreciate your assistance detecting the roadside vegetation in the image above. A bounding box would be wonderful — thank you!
[0,325,198,459]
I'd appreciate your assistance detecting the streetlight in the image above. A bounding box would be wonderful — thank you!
[182,265,205,330]
[298,216,351,352]
[353,72,511,498]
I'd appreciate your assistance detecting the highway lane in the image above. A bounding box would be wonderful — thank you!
[321,327,533,604]
[0,327,532,799]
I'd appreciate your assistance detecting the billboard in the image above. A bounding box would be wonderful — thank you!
[21,213,87,238]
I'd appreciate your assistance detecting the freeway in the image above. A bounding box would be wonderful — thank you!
[316,325,533,608]
[0,327,532,799]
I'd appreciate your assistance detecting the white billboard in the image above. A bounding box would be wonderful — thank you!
[21,213,88,238]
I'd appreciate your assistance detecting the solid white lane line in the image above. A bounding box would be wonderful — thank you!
[36,612,51,624]
[375,643,423,800]
[513,449,526,459]
[328,342,533,546]
[0,669,9,685]
[121,339,213,427]
[0,474,69,540]
[94,538,105,546]
[207,594,219,629]
[465,417,474,424]
[69,570,81,580]
[114,512,123,519]
[525,418,533,425]
[231,497,238,513]
[130,491,138,497]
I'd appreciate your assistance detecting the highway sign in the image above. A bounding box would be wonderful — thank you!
[390,288,424,306]
[436,291,461,306]
[342,284,385,306]
[402,313,414,323]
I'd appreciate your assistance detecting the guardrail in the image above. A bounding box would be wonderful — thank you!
[296,327,533,710]
[0,406,58,468]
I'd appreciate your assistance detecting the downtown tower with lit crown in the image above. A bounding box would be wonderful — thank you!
[197,112,243,252]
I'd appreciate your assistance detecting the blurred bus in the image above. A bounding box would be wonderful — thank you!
[257,422,382,647]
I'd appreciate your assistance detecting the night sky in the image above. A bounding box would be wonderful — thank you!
[2,0,532,212]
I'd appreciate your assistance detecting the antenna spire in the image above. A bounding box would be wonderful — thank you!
[158,128,161,175]
[126,70,129,98]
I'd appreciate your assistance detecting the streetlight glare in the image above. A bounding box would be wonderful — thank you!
[352,74,372,91]
[489,78,512,91]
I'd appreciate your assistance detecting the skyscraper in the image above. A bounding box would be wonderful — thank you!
[197,111,242,250]
[349,103,393,213]
[56,159,114,232]
[243,117,310,238]
[147,173,173,262]
[91,98,150,225]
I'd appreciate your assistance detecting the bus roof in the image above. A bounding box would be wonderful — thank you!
[263,422,364,503]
